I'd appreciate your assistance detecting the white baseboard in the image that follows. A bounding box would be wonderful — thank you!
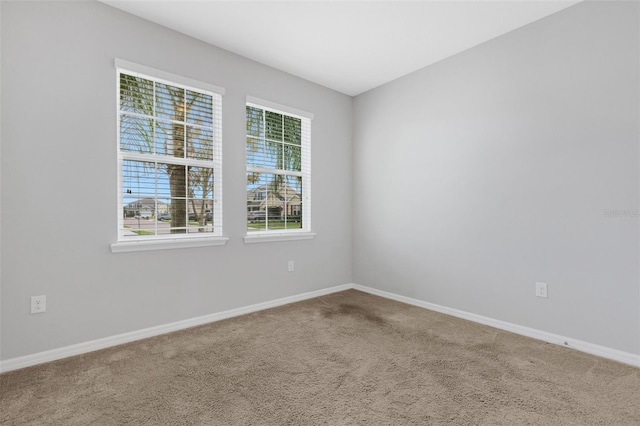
[2,282,638,373]
[0,284,352,373]
[352,284,640,368]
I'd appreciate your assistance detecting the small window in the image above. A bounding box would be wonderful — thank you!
[116,61,223,242]
[246,99,311,235]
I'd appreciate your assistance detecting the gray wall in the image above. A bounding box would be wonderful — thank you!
[353,1,640,354]
[0,1,353,360]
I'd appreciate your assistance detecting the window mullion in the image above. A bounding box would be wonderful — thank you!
[122,152,214,169]
[247,166,302,177]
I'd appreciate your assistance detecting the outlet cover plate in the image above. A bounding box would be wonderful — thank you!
[535,282,548,298]
[31,295,47,314]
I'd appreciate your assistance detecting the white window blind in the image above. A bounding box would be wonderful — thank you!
[116,63,223,241]
[246,100,311,234]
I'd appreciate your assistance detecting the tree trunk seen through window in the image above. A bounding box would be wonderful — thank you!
[168,125,186,232]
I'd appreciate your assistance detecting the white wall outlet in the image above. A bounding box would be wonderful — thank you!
[288,260,294,272]
[535,282,548,298]
[31,295,47,314]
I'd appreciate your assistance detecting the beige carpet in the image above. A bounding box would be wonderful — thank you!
[1,290,638,425]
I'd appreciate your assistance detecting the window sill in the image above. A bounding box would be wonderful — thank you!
[243,232,316,244]
[111,236,229,253]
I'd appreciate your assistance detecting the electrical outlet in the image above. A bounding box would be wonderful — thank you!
[535,282,548,298]
[288,260,294,272]
[31,295,47,314]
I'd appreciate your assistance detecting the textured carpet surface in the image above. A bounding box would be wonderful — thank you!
[1,289,639,425]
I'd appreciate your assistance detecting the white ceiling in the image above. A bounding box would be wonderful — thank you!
[102,0,581,96]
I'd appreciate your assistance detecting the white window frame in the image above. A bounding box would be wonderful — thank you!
[111,59,227,253]
[244,96,315,244]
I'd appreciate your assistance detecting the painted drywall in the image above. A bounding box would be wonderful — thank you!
[353,1,640,355]
[0,1,3,362]
[0,1,352,360]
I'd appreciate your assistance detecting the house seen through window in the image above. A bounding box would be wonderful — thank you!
[117,64,223,241]
[246,101,311,233]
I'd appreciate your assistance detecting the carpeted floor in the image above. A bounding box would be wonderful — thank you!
[1,289,638,425]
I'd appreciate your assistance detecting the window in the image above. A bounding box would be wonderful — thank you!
[246,98,312,238]
[115,60,224,248]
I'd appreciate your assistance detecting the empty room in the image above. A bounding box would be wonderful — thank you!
[1,0,639,424]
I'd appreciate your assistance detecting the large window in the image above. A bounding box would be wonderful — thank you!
[116,61,223,242]
[246,99,311,235]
